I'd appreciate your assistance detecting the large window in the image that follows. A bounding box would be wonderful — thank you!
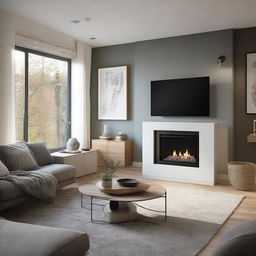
[14,47,71,149]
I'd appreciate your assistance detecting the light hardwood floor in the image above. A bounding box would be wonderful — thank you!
[72,166,256,256]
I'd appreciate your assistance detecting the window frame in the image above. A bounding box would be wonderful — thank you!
[15,46,72,151]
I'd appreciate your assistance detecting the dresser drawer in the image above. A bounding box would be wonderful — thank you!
[91,139,132,167]
[92,140,108,153]
[108,141,125,154]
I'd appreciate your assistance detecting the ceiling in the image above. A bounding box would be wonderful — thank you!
[1,0,256,47]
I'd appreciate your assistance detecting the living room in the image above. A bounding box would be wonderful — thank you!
[0,1,256,255]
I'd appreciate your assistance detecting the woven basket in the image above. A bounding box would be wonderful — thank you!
[228,161,256,191]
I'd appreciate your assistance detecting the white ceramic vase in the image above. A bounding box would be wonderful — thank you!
[66,138,80,151]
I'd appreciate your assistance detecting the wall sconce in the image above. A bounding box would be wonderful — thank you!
[217,56,226,66]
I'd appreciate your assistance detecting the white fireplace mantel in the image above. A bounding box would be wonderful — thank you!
[142,122,228,185]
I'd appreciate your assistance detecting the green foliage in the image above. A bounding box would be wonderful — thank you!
[102,160,120,181]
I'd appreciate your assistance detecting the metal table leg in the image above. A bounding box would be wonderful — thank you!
[165,192,167,221]
[90,196,93,222]
[81,193,83,207]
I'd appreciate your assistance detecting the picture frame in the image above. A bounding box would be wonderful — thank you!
[98,65,129,120]
[246,52,256,114]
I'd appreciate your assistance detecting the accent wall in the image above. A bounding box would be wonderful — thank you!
[91,29,234,168]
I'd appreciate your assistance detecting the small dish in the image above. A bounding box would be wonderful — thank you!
[117,178,140,187]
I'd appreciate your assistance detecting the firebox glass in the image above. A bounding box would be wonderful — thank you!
[154,131,199,167]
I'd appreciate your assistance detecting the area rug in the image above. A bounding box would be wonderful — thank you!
[2,186,244,256]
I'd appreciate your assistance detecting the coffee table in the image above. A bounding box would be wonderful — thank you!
[79,181,167,223]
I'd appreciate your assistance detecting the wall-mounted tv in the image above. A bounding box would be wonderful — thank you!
[151,76,210,116]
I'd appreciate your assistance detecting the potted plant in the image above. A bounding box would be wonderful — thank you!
[102,160,119,188]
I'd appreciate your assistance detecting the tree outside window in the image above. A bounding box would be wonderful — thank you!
[14,48,71,149]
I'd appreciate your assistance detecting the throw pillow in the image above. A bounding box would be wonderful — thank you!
[27,142,53,166]
[0,142,39,171]
[0,160,9,176]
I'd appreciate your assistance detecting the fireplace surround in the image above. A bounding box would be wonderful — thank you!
[143,122,228,185]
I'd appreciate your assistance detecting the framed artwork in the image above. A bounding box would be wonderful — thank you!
[98,65,128,120]
[246,52,256,114]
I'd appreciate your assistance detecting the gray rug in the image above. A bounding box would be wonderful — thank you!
[2,188,222,256]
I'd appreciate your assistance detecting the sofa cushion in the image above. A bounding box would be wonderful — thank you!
[0,219,90,256]
[0,160,9,176]
[0,180,24,201]
[36,164,75,182]
[27,142,53,166]
[0,142,39,171]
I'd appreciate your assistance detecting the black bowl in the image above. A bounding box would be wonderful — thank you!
[117,178,140,187]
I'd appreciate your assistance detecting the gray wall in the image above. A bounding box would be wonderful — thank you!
[91,30,234,165]
[234,27,256,161]
[91,43,135,143]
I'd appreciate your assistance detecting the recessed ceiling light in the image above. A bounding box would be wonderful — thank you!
[70,19,81,24]
[84,17,91,21]
[90,37,96,40]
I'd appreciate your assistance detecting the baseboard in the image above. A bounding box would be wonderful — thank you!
[132,162,142,167]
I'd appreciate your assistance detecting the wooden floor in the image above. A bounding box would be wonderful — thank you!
[73,166,256,256]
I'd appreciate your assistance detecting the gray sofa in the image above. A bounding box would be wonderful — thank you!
[0,218,90,256]
[0,142,90,255]
[0,142,76,211]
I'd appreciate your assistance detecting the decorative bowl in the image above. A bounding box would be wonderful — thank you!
[117,178,140,187]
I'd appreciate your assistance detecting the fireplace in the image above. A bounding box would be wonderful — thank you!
[154,130,199,167]
[143,122,228,185]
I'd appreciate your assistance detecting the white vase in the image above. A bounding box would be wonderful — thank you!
[66,138,80,151]
[103,124,108,137]
[102,179,112,188]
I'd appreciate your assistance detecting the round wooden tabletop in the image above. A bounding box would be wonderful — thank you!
[79,181,166,202]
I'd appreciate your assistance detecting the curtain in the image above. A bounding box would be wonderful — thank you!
[0,12,15,144]
[71,41,92,148]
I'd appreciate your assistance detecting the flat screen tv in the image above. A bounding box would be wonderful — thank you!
[151,76,210,116]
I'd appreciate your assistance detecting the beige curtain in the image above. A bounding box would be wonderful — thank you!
[71,41,92,148]
[0,12,15,144]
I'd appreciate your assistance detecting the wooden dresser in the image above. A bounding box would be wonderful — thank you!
[92,139,133,167]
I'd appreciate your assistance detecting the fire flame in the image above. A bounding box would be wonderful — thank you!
[164,149,196,163]
[172,149,192,159]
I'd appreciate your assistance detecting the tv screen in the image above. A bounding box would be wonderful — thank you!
[151,76,210,116]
